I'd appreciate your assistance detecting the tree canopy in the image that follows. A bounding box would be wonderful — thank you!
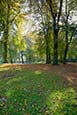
[0,0,77,64]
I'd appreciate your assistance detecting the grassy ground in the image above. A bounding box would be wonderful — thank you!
[0,64,77,115]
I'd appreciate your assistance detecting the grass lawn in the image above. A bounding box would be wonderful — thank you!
[0,64,77,115]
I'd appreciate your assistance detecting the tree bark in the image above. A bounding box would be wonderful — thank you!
[45,26,51,64]
[53,17,58,65]
[63,0,68,64]
[21,51,24,64]
[3,23,8,63]
[3,3,10,63]
[3,38,8,63]
[63,33,73,64]
[45,36,51,64]
[63,43,68,64]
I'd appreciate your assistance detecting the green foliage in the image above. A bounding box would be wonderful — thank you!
[13,31,27,52]
[0,0,77,63]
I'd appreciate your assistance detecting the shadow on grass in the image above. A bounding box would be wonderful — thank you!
[0,66,77,115]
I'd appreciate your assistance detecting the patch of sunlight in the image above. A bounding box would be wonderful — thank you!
[34,70,42,75]
[0,64,11,67]
[67,75,74,83]
[46,88,76,115]
[15,67,22,70]
[7,77,22,84]
[6,89,15,96]
[0,67,9,71]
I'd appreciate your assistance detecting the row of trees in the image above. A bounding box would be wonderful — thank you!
[0,0,77,64]
[29,0,77,64]
[0,0,26,63]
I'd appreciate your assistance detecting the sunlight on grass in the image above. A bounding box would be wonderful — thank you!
[6,89,15,97]
[0,64,10,68]
[67,75,74,83]
[34,71,42,75]
[47,88,77,115]
[0,64,8,68]
[0,65,77,115]
[0,67,9,71]
[6,77,23,84]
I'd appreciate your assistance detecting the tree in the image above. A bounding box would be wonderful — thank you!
[63,0,77,64]
[0,0,25,63]
[27,0,52,63]
[37,0,51,63]
[46,0,63,65]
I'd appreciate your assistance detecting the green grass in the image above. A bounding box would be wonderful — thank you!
[0,65,77,115]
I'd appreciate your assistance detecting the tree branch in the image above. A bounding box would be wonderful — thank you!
[3,10,20,32]
[46,0,55,17]
[57,0,63,23]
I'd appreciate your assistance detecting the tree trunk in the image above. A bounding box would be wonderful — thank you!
[63,0,68,64]
[3,39,8,63]
[21,51,24,64]
[46,45,51,64]
[9,49,13,63]
[47,0,63,65]
[63,43,69,64]
[63,29,68,64]
[45,30,51,64]
[63,34,73,64]
[3,3,10,63]
[53,17,58,65]
[3,26,8,63]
